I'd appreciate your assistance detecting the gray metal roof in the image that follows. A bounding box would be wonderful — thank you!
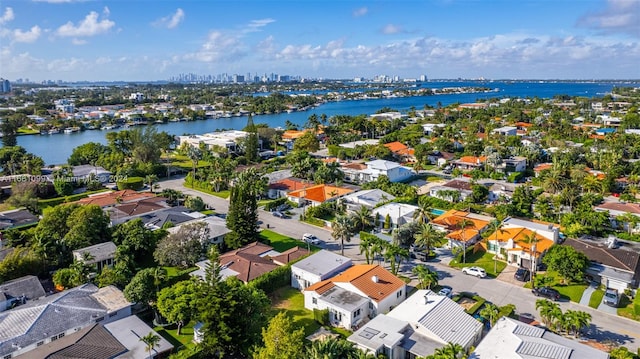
[292,250,352,278]
[517,340,572,359]
[0,275,46,302]
[416,295,483,347]
[72,242,116,264]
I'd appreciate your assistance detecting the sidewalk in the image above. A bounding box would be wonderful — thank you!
[580,283,597,306]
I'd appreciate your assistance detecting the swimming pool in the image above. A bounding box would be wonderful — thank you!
[431,209,445,216]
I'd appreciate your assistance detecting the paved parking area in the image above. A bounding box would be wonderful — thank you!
[496,265,529,287]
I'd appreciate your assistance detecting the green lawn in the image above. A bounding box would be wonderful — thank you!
[259,229,321,252]
[449,250,507,277]
[589,289,605,309]
[270,287,351,338]
[184,182,230,199]
[527,271,587,303]
[618,294,640,321]
[167,154,212,170]
[199,209,215,216]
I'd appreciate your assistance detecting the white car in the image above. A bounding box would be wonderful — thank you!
[438,286,453,298]
[461,266,487,278]
[302,233,321,245]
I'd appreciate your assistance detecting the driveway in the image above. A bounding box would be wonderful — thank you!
[598,300,619,315]
[496,265,528,287]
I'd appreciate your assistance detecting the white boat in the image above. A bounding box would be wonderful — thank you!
[64,128,73,134]
[48,129,60,134]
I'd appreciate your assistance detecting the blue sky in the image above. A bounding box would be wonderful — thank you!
[0,0,638,82]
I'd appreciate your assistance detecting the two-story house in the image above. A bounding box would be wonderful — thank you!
[304,265,406,330]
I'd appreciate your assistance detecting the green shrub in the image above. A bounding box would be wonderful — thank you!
[507,172,524,183]
[313,308,330,326]
[248,265,291,295]
[633,293,640,316]
[264,197,291,211]
[117,176,144,190]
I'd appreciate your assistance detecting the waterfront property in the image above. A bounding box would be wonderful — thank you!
[176,130,260,154]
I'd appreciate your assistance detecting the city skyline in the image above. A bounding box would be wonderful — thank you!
[0,0,639,82]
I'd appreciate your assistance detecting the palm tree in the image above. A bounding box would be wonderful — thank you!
[350,206,374,232]
[535,299,562,329]
[426,342,467,359]
[384,243,409,276]
[414,223,444,255]
[332,215,353,256]
[487,220,508,274]
[186,146,202,182]
[152,266,167,293]
[412,265,439,289]
[521,231,541,285]
[145,174,158,193]
[140,331,161,359]
[359,233,376,264]
[413,197,433,224]
[456,218,475,264]
[564,310,591,337]
[306,337,358,359]
[479,303,500,328]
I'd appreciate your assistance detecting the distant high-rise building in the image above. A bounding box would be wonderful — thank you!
[0,78,11,93]
[419,74,427,82]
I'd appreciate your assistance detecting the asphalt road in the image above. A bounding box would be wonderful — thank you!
[157,175,640,351]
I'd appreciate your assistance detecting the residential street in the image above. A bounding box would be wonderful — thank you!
[157,175,640,351]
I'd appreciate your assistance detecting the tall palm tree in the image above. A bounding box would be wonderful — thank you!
[412,265,439,289]
[306,337,358,359]
[332,215,353,256]
[487,220,508,274]
[479,303,500,328]
[456,218,475,264]
[145,174,158,193]
[535,299,562,329]
[414,223,444,255]
[350,206,374,232]
[384,243,410,276]
[521,231,541,285]
[140,331,161,359]
[359,233,376,264]
[413,197,434,224]
[564,310,591,338]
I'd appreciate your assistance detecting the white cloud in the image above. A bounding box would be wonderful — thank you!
[71,38,87,45]
[578,0,640,38]
[244,18,275,33]
[0,7,14,25]
[353,7,368,17]
[13,25,41,43]
[185,30,246,62]
[56,10,115,37]
[382,24,403,34]
[153,8,185,29]
[103,6,110,17]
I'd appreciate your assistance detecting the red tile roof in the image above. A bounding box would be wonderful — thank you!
[270,246,310,265]
[268,178,314,191]
[287,184,353,203]
[75,190,156,207]
[305,265,405,302]
[218,241,278,282]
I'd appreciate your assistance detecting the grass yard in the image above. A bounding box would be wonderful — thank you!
[167,154,212,170]
[199,209,215,216]
[270,287,352,338]
[154,320,197,352]
[618,294,640,321]
[449,250,507,277]
[259,229,321,252]
[589,289,605,309]
[527,271,587,303]
[184,182,230,199]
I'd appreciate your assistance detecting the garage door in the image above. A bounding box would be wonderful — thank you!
[606,278,628,291]
[521,258,531,270]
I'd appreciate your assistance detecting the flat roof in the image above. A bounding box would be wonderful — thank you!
[292,250,351,277]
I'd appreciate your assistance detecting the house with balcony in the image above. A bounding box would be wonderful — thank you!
[485,226,554,270]
[304,265,406,330]
[348,290,483,359]
[431,210,492,250]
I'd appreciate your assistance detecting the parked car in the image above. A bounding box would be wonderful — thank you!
[514,267,531,282]
[272,211,287,218]
[461,266,487,278]
[302,233,321,245]
[438,286,453,298]
[531,287,561,301]
[603,288,620,307]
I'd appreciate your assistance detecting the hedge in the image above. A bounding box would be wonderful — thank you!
[264,197,289,211]
[117,176,144,190]
[249,265,291,295]
[633,292,640,316]
[38,189,110,209]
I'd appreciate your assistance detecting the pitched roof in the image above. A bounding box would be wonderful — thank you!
[442,179,474,191]
[490,227,554,256]
[596,201,640,215]
[305,265,405,303]
[45,324,127,359]
[217,242,278,282]
[287,184,354,203]
[383,141,408,153]
[75,190,156,207]
[270,246,310,265]
[456,156,487,165]
[0,209,39,230]
[0,275,45,302]
[72,242,117,264]
[268,177,313,191]
[431,210,490,242]
[564,238,640,273]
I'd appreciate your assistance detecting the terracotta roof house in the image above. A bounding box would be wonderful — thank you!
[565,237,640,290]
[486,226,554,270]
[383,141,415,163]
[431,210,492,249]
[286,184,354,207]
[304,265,406,330]
[470,317,608,359]
[453,156,487,170]
[191,242,280,283]
[533,163,553,176]
[349,290,483,358]
[270,246,311,266]
[268,177,314,199]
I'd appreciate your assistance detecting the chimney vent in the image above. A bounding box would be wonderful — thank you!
[372,275,379,283]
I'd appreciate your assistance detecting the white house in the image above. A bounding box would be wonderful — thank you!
[304,265,406,330]
[421,123,445,136]
[502,217,560,242]
[291,250,352,290]
[341,189,395,212]
[348,290,483,359]
[166,215,231,245]
[495,156,527,173]
[491,126,517,136]
[72,241,117,272]
[372,203,419,229]
[470,317,609,359]
[346,160,414,184]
